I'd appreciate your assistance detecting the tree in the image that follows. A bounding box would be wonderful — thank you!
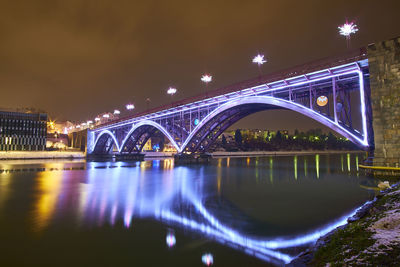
[235,129,242,147]
[221,134,227,148]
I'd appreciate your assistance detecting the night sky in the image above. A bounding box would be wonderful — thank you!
[1,0,399,131]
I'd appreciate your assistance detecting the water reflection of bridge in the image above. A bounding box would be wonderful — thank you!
[78,157,368,265]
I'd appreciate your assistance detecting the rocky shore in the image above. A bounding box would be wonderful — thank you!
[289,182,400,266]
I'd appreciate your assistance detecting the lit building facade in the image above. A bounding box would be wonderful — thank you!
[0,111,47,151]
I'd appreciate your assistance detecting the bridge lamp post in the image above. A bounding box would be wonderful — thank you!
[87,120,93,129]
[252,54,267,77]
[126,104,135,111]
[167,87,177,107]
[201,74,212,97]
[338,21,358,48]
[113,109,120,115]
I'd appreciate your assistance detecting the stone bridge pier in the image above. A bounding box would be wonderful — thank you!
[368,36,400,167]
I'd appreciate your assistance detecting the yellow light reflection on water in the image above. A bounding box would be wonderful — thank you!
[0,171,11,209]
[140,161,151,170]
[246,157,250,166]
[163,158,174,169]
[33,164,64,232]
[356,155,359,173]
[315,154,320,179]
[347,153,351,172]
[294,155,298,180]
[269,156,273,184]
[227,157,230,167]
[341,155,344,172]
[304,158,307,177]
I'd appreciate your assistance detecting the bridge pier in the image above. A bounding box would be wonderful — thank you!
[368,36,400,170]
[115,153,145,161]
[174,153,212,164]
[86,153,144,162]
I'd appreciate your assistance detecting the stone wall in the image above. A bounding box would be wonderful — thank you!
[368,36,400,167]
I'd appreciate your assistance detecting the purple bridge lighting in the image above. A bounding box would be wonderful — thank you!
[88,49,373,155]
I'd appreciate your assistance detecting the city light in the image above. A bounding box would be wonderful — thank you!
[252,54,267,65]
[317,96,328,107]
[202,253,214,266]
[167,87,177,95]
[113,109,120,115]
[87,120,93,124]
[338,22,358,38]
[95,117,101,122]
[126,104,135,110]
[76,125,81,129]
[166,233,176,248]
[81,122,87,126]
[201,74,212,83]
[103,114,110,118]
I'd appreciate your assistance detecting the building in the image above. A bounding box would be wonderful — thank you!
[0,111,47,151]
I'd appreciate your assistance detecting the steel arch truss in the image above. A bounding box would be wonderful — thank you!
[92,130,120,154]
[88,59,372,155]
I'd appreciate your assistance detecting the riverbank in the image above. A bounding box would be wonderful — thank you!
[211,150,363,158]
[0,150,85,160]
[290,182,400,266]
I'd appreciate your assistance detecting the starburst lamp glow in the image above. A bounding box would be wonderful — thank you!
[201,74,212,83]
[338,22,358,38]
[167,87,177,95]
[252,54,266,65]
[126,104,135,110]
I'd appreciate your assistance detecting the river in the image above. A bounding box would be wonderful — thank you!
[0,153,378,266]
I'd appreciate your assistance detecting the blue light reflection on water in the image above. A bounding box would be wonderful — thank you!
[77,155,372,265]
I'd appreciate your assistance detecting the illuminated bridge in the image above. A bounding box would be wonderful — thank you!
[88,49,373,156]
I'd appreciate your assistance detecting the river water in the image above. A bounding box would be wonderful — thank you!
[0,153,378,266]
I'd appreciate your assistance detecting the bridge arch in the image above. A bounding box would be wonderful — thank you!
[120,120,180,153]
[180,96,368,153]
[92,130,120,154]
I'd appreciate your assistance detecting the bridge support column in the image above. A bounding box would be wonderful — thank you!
[368,36,400,168]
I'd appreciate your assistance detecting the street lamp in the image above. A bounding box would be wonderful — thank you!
[252,54,266,76]
[338,21,358,48]
[113,109,120,115]
[95,117,101,122]
[201,74,212,96]
[126,104,135,110]
[167,87,177,107]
